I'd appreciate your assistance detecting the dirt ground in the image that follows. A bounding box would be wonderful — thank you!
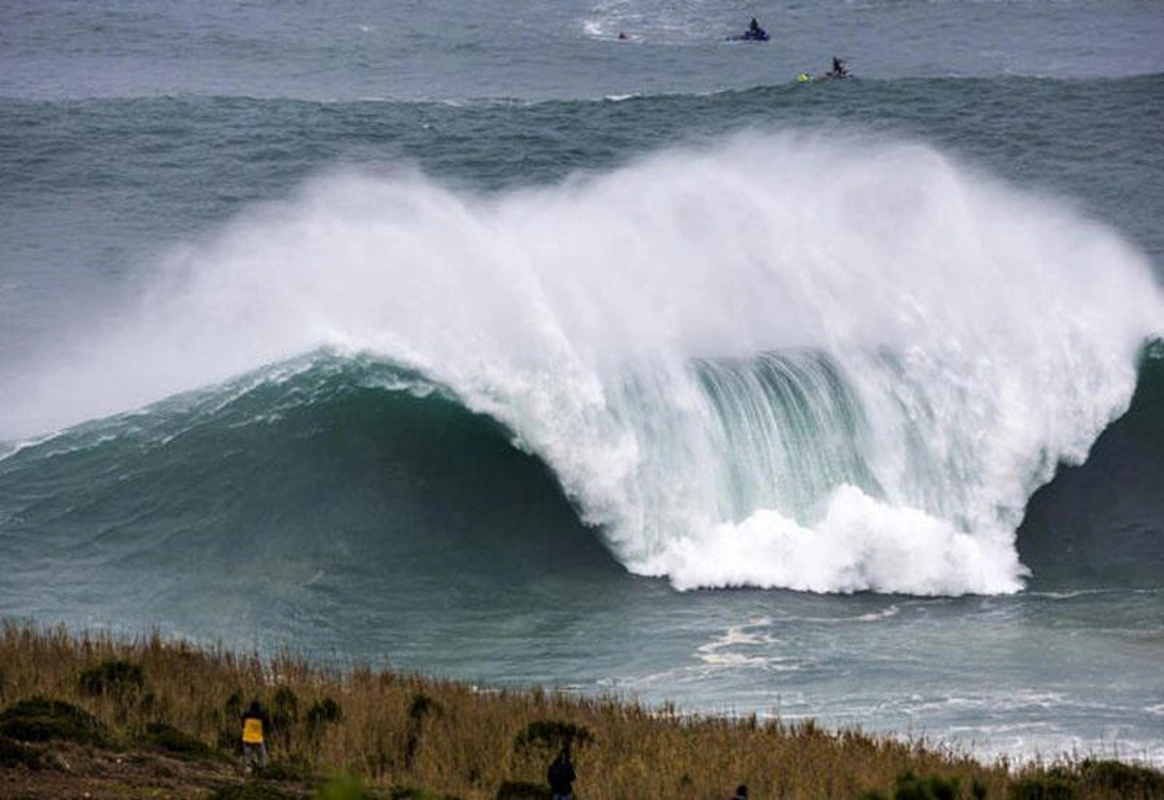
[0,742,310,799]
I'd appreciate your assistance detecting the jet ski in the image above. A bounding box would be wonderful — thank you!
[817,58,852,80]
[729,20,769,41]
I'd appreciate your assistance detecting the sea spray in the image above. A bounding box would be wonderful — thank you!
[4,130,1160,595]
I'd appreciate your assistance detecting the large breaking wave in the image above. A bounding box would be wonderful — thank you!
[3,131,1161,595]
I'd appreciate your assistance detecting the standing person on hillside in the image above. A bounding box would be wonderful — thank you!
[547,744,576,800]
[240,699,271,774]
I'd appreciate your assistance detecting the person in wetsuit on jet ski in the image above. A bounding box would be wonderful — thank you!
[743,18,768,40]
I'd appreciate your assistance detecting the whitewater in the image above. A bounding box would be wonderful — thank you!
[4,131,1160,596]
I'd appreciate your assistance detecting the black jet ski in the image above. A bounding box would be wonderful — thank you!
[818,58,852,80]
[729,20,769,41]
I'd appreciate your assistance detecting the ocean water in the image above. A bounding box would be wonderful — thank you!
[2,0,1163,767]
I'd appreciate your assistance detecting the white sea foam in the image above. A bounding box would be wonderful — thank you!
[4,130,1161,595]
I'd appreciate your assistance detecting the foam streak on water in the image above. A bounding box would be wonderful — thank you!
[4,131,1161,595]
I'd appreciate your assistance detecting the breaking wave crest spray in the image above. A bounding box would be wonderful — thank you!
[6,131,1161,595]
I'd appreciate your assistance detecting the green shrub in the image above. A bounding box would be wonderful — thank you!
[0,696,108,746]
[260,755,315,782]
[138,721,218,760]
[0,734,42,769]
[315,774,368,799]
[1081,758,1164,796]
[1010,774,1075,800]
[495,781,550,800]
[404,692,444,768]
[389,787,455,799]
[893,771,960,800]
[272,686,299,731]
[409,693,441,723]
[307,697,343,739]
[218,724,242,754]
[512,720,593,754]
[212,783,297,800]
[78,659,144,697]
[225,692,244,719]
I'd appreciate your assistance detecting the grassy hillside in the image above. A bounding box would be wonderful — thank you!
[0,621,1160,799]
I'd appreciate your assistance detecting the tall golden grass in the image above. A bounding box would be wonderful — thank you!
[0,621,1157,799]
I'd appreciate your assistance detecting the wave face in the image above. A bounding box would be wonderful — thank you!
[0,356,616,625]
[4,132,1162,595]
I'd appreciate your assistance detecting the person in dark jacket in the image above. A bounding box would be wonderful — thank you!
[547,744,576,799]
[745,18,769,39]
[732,785,749,800]
[240,699,271,773]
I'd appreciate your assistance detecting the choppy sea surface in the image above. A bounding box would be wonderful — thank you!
[2,0,1163,766]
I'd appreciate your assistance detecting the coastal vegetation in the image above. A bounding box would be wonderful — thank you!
[0,621,1159,799]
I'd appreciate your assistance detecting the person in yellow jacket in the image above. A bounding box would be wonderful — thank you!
[241,699,271,773]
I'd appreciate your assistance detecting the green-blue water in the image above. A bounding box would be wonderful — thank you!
[2,0,1162,766]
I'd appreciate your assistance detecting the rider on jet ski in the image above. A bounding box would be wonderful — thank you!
[829,56,851,78]
[743,18,769,40]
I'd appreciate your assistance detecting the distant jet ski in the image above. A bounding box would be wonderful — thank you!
[729,18,769,41]
[798,58,855,84]
[817,56,852,80]
[736,28,769,41]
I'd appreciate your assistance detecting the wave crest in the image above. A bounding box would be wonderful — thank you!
[6,131,1162,595]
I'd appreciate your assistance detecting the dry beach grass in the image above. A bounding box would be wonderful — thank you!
[0,621,1160,799]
